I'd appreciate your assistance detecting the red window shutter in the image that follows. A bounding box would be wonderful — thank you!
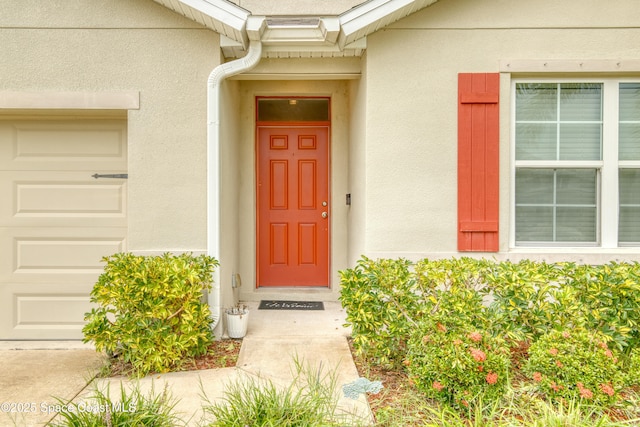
[458,73,500,252]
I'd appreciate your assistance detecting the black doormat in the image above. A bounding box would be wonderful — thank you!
[258,300,324,310]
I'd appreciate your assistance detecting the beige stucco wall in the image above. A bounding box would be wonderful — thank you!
[347,56,368,266]
[362,0,640,263]
[0,0,218,253]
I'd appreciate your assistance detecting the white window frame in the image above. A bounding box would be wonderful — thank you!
[510,77,640,249]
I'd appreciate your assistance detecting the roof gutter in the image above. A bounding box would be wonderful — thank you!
[207,37,263,334]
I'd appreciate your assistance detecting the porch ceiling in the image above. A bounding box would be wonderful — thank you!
[151,0,439,58]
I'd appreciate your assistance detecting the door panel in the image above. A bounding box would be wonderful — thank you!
[257,126,329,287]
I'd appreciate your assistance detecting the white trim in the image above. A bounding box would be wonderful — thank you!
[500,59,640,73]
[207,39,263,336]
[158,0,438,58]
[339,0,438,48]
[0,91,140,110]
[510,77,640,250]
[152,0,249,46]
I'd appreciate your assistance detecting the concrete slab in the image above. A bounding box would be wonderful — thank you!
[243,301,352,338]
[0,349,103,427]
[237,335,372,422]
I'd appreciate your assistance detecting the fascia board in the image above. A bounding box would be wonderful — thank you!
[175,0,249,30]
[338,0,438,47]
[154,0,249,45]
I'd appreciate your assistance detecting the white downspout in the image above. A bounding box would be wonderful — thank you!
[207,39,262,333]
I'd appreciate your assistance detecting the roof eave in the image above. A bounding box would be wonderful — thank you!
[154,0,439,58]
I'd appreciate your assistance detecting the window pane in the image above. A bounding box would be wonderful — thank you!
[619,169,640,243]
[516,169,553,204]
[559,83,602,121]
[515,83,602,162]
[516,84,557,121]
[515,168,597,244]
[556,207,597,242]
[619,124,640,160]
[556,169,597,205]
[516,206,553,241]
[619,83,640,160]
[559,123,601,160]
[619,83,640,121]
[258,98,329,122]
[516,123,557,160]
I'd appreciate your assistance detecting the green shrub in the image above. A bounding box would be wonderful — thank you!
[483,260,581,343]
[339,257,420,368]
[524,329,624,404]
[340,256,490,368]
[414,258,489,330]
[624,347,640,388]
[406,322,510,409]
[83,252,219,377]
[568,262,640,355]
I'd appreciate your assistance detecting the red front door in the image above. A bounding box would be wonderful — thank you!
[257,126,330,287]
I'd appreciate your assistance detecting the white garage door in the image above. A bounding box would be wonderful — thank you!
[0,118,127,340]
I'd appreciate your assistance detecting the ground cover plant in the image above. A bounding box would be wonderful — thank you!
[340,256,640,424]
[47,383,183,427]
[202,358,370,426]
[83,252,219,377]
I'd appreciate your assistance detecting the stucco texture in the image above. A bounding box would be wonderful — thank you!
[0,0,219,252]
[362,0,640,260]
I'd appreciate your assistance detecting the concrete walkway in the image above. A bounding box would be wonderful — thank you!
[0,301,372,426]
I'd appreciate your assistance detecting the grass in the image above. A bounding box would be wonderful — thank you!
[46,382,183,427]
[201,357,369,426]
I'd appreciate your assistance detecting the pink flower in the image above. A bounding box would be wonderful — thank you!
[532,372,543,382]
[548,348,559,356]
[555,360,563,368]
[577,382,593,399]
[468,331,482,342]
[604,349,613,358]
[470,348,486,362]
[436,323,447,333]
[486,372,498,385]
[562,331,570,339]
[599,383,615,397]
[550,381,562,392]
[453,339,463,346]
[579,387,593,399]
[432,381,444,392]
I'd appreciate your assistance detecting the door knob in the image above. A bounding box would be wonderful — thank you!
[322,212,328,218]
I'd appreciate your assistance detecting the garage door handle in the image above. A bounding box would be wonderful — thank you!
[91,173,128,179]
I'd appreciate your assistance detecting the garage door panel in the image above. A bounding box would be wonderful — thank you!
[15,237,125,274]
[0,120,126,170]
[1,284,94,339]
[0,227,126,282]
[0,171,127,227]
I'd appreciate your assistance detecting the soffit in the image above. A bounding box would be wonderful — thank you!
[151,0,439,58]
